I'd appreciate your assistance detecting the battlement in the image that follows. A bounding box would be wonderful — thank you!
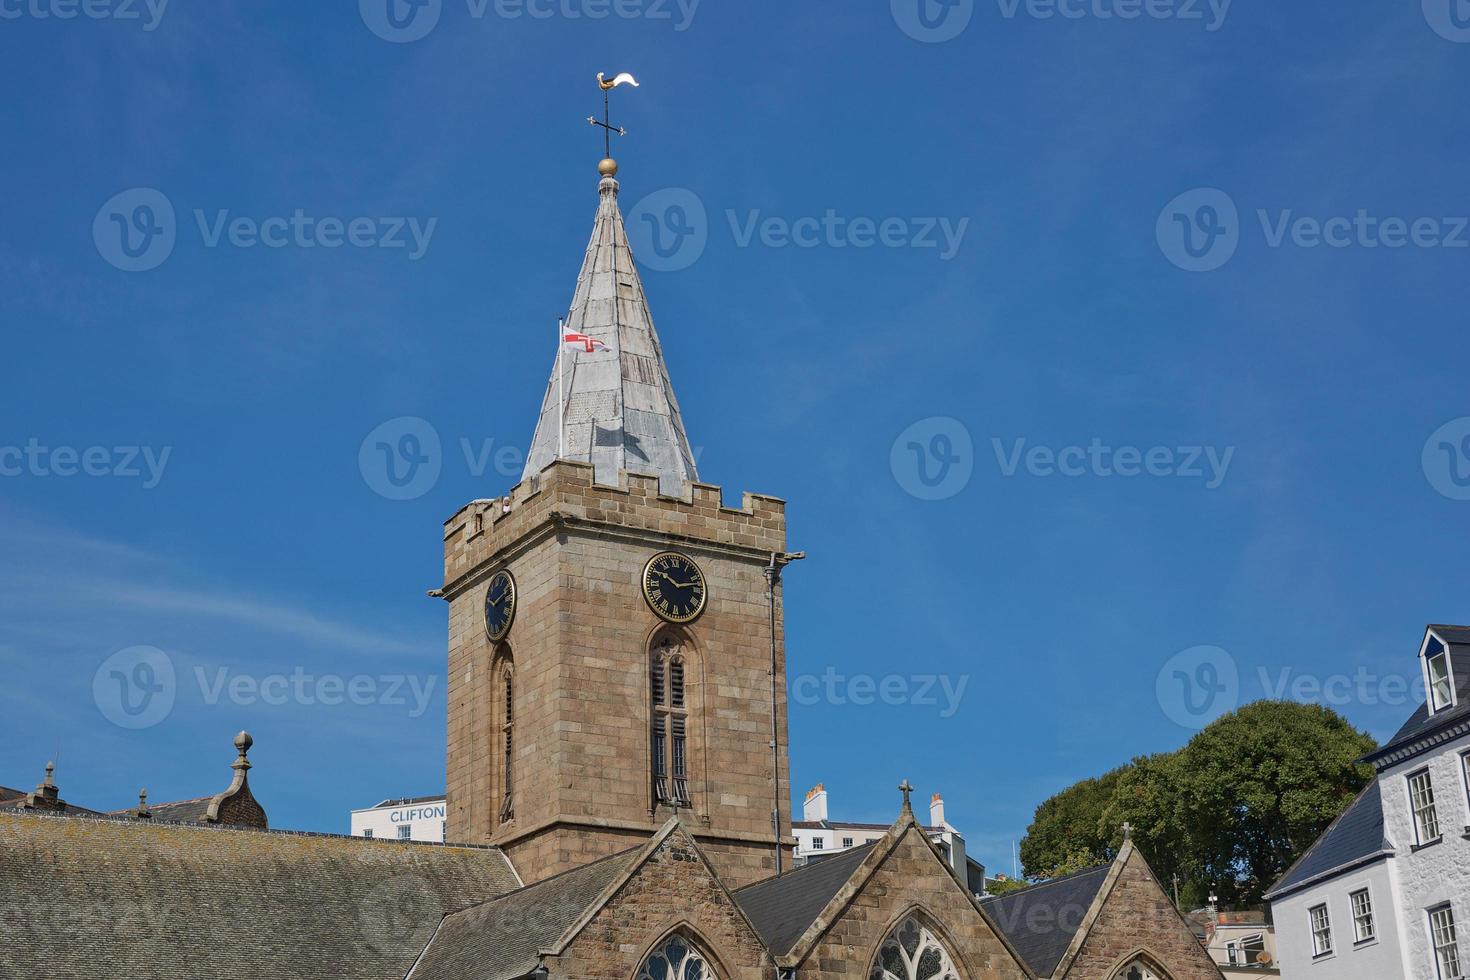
[444,460,786,594]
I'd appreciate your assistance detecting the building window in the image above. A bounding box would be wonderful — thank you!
[1427,637,1455,712]
[813,838,824,850]
[1227,935,1266,966]
[1431,906,1462,980]
[651,631,692,809]
[363,829,373,839]
[499,660,515,823]
[397,824,412,841]
[1310,904,1334,958]
[1410,769,1441,845]
[843,837,855,848]
[637,933,716,980]
[1351,890,1376,944]
[870,915,961,980]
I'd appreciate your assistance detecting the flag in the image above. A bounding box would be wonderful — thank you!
[564,331,611,353]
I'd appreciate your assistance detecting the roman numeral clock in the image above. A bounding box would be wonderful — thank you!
[642,552,707,624]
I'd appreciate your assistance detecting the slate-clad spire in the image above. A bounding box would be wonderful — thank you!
[522,171,699,494]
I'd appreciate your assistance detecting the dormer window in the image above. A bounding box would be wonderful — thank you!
[1425,635,1456,713]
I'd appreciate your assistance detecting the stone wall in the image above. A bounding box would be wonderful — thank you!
[445,460,793,888]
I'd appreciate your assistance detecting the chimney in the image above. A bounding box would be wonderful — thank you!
[23,762,65,812]
[930,793,946,828]
[803,784,828,822]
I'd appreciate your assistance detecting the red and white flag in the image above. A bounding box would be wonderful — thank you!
[563,331,611,353]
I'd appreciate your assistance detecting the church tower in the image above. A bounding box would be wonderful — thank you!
[442,157,794,888]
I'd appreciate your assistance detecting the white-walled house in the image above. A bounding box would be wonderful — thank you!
[1267,624,1470,980]
[793,784,988,895]
[349,795,447,842]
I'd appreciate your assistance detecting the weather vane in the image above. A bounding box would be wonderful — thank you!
[589,71,640,172]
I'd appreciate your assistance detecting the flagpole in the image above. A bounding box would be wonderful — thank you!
[557,318,566,461]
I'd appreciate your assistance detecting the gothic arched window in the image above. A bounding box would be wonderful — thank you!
[1113,961,1168,980]
[637,933,716,980]
[870,916,961,980]
[650,631,691,808]
[497,655,514,824]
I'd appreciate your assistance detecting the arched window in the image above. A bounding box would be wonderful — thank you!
[637,933,716,980]
[870,915,961,980]
[1113,961,1169,980]
[497,655,514,824]
[650,631,692,808]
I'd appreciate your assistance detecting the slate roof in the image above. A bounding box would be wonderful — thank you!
[521,173,699,495]
[979,864,1113,978]
[1265,779,1390,900]
[409,846,642,980]
[1364,627,1470,768]
[0,810,520,980]
[734,841,878,955]
[106,794,215,821]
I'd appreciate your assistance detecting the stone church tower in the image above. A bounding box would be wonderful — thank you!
[441,160,795,888]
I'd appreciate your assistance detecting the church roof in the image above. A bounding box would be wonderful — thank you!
[735,842,879,955]
[408,846,643,980]
[521,173,699,495]
[0,811,520,980]
[979,863,1113,977]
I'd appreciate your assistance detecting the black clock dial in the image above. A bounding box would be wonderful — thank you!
[642,552,708,624]
[484,570,516,642]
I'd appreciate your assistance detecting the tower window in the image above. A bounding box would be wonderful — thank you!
[651,633,693,809]
[499,662,515,823]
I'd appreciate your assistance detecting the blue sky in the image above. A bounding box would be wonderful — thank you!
[4,0,1470,878]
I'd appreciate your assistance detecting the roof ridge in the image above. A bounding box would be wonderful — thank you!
[983,861,1112,902]
[442,844,645,919]
[734,840,879,894]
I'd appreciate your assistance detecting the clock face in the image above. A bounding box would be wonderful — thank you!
[642,552,708,624]
[483,570,516,643]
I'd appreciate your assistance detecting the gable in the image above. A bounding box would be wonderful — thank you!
[785,823,1029,980]
[981,865,1112,977]
[1059,849,1223,980]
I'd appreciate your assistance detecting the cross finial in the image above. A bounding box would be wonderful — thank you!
[1122,821,1133,842]
[898,779,915,817]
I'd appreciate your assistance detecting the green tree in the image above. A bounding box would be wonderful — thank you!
[1172,701,1376,906]
[1019,766,1123,879]
[1100,752,1192,895]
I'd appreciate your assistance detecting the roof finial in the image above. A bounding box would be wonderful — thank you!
[137,788,151,820]
[589,71,639,179]
[233,731,254,772]
[42,761,55,790]
[898,779,915,818]
[1122,821,1134,842]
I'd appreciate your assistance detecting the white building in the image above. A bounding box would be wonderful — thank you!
[1202,911,1280,978]
[1267,624,1470,980]
[350,795,447,842]
[793,784,987,895]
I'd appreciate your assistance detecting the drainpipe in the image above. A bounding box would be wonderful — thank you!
[764,550,806,875]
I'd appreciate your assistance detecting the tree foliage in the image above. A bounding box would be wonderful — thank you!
[1018,701,1377,907]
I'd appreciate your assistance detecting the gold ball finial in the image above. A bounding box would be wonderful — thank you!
[598,157,619,177]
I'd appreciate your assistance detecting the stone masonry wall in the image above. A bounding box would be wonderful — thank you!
[797,825,1028,980]
[445,460,793,888]
[549,825,771,980]
[1062,849,1223,980]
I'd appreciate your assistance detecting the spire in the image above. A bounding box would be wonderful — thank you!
[522,171,699,494]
